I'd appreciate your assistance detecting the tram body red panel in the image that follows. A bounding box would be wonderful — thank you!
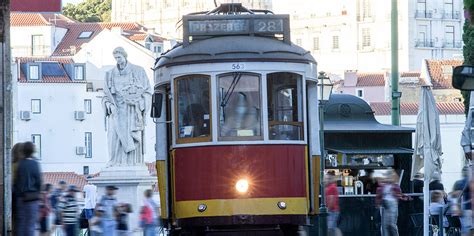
[173,144,307,201]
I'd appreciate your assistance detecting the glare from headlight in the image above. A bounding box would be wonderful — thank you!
[235,179,249,193]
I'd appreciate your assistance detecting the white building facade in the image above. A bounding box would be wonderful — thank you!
[111,0,273,39]
[10,13,170,174]
[274,0,464,76]
[12,58,106,175]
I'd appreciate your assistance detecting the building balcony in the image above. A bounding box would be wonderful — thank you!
[415,10,433,19]
[442,40,462,48]
[415,40,435,48]
[442,11,461,20]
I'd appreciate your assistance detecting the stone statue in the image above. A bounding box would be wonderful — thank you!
[103,47,152,166]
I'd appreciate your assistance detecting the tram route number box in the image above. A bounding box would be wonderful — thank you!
[182,15,291,44]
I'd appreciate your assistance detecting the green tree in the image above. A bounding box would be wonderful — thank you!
[461,0,474,115]
[62,0,112,22]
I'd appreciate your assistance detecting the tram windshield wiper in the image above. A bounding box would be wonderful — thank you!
[220,72,242,108]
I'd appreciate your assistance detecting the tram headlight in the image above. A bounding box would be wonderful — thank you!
[235,179,249,193]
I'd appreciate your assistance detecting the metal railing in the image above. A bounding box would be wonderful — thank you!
[415,10,433,19]
[442,40,462,48]
[415,40,435,48]
[442,11,461,20]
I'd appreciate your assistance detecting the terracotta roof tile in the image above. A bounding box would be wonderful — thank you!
[43,172,88,190]
[52,22,145,56]
[426,59,464,89]
[11,13,50,26]
[356,73,385,87]
[370,102,464,116]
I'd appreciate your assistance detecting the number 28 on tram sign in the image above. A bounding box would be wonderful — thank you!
[186,16,287,36]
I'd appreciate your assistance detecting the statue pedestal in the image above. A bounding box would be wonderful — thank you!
[90,165,156,234]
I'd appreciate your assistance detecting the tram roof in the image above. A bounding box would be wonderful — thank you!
[153,35,316,69]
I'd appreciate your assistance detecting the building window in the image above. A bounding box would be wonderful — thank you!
[296,38,302,46]
[31,99,41,114]
[362,0,372,18]
[332,36,340,49]
[153,45,162,53]
[29,65,40,80]
[445,26,455,47]
[84,99,92,114]
[356,89,364,98]
[313,37,319,50]
[362,28,371,47]
[218,73,262,141]
[83,166,89,175]
[74,65,85,80]
[78,31,93,39]
[31,35,44,56]
[31,134,41,159]
[85,132,92,158]
[176,75,211,143]
[444,0,454,18]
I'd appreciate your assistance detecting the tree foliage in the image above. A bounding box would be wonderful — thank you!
[62,0,112,22]
[461,20,474,115]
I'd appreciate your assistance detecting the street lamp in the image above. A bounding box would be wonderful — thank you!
[317,71,333,236]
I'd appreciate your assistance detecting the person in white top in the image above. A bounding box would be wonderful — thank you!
[83,176,98,227]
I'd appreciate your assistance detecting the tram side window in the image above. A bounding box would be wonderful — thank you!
[218,73,262,141]
[176,75,211,143]
[267,72,303,140]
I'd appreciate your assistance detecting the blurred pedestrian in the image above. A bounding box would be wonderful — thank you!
[14,141,42,236]
[376,170,409,236]
[99,185,119,236]
[11,142,24,236]
[39,183,53,236]
[429,190,448,228]
[141,189,159,236]
[325,172,341,236]
[453,166,471,236]
[83,175,97,231]
[59,185,80,236]
[117,203,132,235]
[90,205,105,236]
[51,180,67,233]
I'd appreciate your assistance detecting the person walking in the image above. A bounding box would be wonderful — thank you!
[453,166,471,236]
[141,189,160,236]
[90,206,105,236]
[39,183,53,236]
[116,203,132,236]
[51,180,68,234]
[14,141,42,236]
[83,176,98,231]
[376,170,409,236]
[99,185,119,236]
[11,142,25,236]
[325,173,341,236]
[59,185,80,236]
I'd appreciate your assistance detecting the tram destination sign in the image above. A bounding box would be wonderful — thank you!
[183,15,290,39]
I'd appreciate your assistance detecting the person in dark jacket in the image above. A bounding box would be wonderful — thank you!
[429,172,445,192]
[14,141,42,236]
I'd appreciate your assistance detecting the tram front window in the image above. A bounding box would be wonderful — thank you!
[176,75,211,143]
[267,72,303,140]
[218,73,262,141]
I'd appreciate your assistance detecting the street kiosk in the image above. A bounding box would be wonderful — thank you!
[323,94,421,235]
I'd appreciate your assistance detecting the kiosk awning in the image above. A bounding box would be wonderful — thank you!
[327,147,414,155]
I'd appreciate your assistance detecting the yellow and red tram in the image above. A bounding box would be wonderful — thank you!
[152,4,320,235]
